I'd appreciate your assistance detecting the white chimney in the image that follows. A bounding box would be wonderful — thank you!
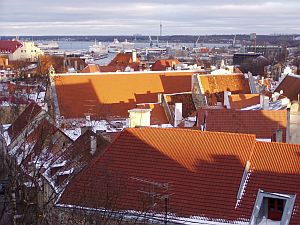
[224,91,231,109]
[174,103,183,127]
[158,93,162,103]
[132,49,137,63]
[128,108,151,128]
[275,129,283,142]
[260,95,269,110]
[90,135,97,155]
[74,60,78,71]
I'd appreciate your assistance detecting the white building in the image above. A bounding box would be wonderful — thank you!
[0,40,44,62]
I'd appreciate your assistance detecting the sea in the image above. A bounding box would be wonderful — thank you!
[54,41,230,65]
[57,41,230,51]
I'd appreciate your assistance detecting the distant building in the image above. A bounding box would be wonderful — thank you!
[0,40,44,62]
[244,45,284,59]
[233,52,262,65]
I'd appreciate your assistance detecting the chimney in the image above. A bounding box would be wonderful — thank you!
[128,108,151,128]
[74,60,78,72]
[223,91,231,109]
[132,49,137,63]
[275,129,283,142]
[158,93,162,103]
[81,126,92,135]
[90,135,97,155]
[286,107,291,143]
[174,103,183,127]
[260,95,269,110]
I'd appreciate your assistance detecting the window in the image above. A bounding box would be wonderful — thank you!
[250,190,296,225]
[268,197,285,221]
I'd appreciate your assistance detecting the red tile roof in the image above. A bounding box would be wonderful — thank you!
[0,40,22,53]
[237,141,300,225]
[275,74,300,101]
[229,94,260,109]
[59,128,256,221]
[152,59,180,71]
[53,71,197,119]
[198,109,287,141]
[8,102,42,141]
[164,93,196,118]
[108,52,140,70]
[53,129,110,175]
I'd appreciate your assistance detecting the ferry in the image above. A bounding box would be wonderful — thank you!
[107,39,134,53]
[36,41,59,50]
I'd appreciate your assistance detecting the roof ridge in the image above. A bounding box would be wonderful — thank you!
[125,127,257,138]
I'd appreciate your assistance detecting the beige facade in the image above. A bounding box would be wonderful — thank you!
[128,108,151,128]
[9,41,44,62]
[288,102,300,144]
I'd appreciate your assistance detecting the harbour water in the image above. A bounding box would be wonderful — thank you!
[57,41,230,51]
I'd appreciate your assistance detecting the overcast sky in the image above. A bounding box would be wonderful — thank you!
[1,0,300,36]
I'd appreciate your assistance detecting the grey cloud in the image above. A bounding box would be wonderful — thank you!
[1,0,300,35]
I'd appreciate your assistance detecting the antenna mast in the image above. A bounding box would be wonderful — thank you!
[160,21,162,37]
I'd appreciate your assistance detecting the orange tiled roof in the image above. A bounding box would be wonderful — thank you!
[275,74,300,101]
[136,103,169,125]
[199,73,251,95]
[80,64,100,73]
[80,64,121,73]
[58,127,300,223]
[53,71,197,119]
[198,109,287,141]
[152,59,180,71]
[59,128,256,221]
[229,94,260,109]
[237,141,300,224]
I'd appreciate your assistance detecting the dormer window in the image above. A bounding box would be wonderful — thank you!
[250,190,296,225]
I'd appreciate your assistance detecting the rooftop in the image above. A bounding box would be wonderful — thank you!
[52,70,200,119]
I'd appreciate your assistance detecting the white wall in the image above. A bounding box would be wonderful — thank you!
[9,42,44,62]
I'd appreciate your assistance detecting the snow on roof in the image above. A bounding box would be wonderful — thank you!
[2,124,11,145]
[63,128,81,141]
[56,168,74,176]
[240,97,289,111]
[56,203,249,225]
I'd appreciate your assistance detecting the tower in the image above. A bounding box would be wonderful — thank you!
[160,21,162,37]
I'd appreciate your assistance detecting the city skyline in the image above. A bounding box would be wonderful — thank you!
[1,0,300,36]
